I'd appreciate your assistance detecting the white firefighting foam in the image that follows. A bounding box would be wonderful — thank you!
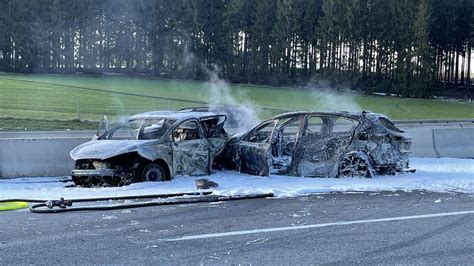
[1,158,473,200]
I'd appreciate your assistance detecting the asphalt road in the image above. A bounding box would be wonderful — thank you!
[1,191,473,264]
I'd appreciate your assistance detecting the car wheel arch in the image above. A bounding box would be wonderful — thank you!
[336,150,376,178]
[135,157,172,181]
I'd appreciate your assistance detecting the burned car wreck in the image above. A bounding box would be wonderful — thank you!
[70,111,227,186]
[215,111,413,178]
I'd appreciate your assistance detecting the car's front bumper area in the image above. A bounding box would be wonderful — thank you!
[71,169,117,177]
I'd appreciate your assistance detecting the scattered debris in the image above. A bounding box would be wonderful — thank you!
[195,178,219,189]
[245,238,269,246]
[102,215,117,220]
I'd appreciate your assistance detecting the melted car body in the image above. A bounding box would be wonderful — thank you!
[216,111,412,178]
[70,111,228,186]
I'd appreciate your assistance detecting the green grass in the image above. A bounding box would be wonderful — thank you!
[0,73,472,130]
[0,117,99,131]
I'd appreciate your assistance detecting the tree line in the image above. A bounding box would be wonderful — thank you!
[0,0,472,98]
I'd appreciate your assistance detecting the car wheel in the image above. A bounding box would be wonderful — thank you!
[338,153,372,178]
[140,163,167,182]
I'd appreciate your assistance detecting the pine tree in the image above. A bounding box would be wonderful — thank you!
[413,0,433,97]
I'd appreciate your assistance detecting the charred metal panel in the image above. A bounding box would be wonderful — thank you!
[293,132,353,177]
[208,138,227,164]
[172,139,209,176]
[237,142,271,176]
[136,143,172,165]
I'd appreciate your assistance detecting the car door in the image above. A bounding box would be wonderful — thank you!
[235,120,276,176]
[294,115,356,177]
[270,116,303,174]
[171,119,209,176]
[200,116,228,167]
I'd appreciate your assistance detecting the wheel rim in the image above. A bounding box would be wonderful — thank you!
[339,154,369,178]
[142,164,165,182]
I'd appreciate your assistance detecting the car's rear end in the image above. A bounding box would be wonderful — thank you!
[362,113,413,174]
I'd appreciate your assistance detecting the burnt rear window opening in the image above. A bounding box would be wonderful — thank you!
[379,117,404,133]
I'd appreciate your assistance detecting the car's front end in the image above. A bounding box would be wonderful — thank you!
[70,114,175,186]
[70,138,157,186]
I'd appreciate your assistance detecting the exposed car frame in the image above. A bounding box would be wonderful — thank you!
[215,111,413,178]
[180,106,258,134]
[70,111,228,186]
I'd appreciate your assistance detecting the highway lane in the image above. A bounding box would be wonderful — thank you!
[1,190,473,264]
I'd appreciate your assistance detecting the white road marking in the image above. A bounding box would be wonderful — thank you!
[167,210,474,241]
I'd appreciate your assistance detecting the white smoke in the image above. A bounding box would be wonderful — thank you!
[182,44,197,70]
[204,65,261,133]
[307,80,361,112]
[180,47,261,133]
[112,96,125,114]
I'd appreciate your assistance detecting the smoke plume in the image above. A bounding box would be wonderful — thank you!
[307,80,361,112]
[204,65,261,133]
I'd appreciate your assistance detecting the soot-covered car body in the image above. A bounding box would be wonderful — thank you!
[216,111,412,178]
[70,111,227,186]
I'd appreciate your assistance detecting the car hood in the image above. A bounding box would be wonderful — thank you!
[70,140,159,160]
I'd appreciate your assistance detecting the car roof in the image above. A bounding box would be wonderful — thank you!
[129,110,221,121]
[272,111,383,120]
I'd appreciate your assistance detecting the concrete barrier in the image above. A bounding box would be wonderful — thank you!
[0,125,472,178]
[0,138,90,178]
[397,127,474,159]
[403,128,439,158]
[0,130,96,139]
[432,128,474,158]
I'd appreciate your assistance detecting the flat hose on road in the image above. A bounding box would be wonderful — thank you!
[0,191,214,204]
[0,192,274,213]
[0,201,29,211]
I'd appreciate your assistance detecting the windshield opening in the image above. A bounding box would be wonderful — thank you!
[101,118,176,140]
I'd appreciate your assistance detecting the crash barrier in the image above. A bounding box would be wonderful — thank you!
[432,128,474,158]
[404,127,474,158]
[0,126,472,178]
[0,130,96,139]
[0,138,90,178]
[393,119,473,126]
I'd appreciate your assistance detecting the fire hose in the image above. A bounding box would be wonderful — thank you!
[0,192,274,213]
[0,201,30,211]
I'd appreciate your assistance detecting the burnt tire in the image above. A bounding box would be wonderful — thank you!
[338,152,373,178]
[136,162,169,182]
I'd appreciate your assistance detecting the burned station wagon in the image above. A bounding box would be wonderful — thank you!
[70,111,227,186]
[216,111,413,178]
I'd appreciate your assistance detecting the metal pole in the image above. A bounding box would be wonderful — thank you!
[77,96,81,121]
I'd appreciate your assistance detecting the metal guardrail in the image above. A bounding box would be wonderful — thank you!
[393,119,474,125]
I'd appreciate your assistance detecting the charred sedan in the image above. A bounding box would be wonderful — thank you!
[70,111,227,186]
[216,111,413,178]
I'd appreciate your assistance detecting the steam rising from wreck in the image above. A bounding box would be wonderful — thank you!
[204,65,261,134]
[307,80,361,112]
[182,47,261,133]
